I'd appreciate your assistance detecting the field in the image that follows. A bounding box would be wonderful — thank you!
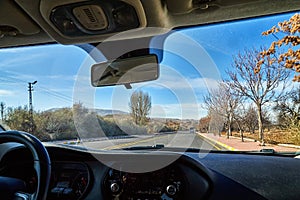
[231,129,300,145]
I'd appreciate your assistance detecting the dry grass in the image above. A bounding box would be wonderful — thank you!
[231,129,300,145]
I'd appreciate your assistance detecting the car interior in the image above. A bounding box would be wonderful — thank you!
[0,0,300,200]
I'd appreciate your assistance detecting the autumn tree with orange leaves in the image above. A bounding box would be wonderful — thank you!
[256,13,300,81]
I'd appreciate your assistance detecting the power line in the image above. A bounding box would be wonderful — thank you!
[36,89,74,104]
[1,72,96,108]
[36,86,74,102]
[1,74,74,102]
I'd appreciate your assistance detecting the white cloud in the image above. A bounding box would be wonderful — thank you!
[45,75,77,81]
[150,103,207,119]
[0,89,13,96]
[135,74,220,92]
[0,53,47,69]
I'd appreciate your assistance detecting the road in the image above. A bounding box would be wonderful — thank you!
[70,131,227,151]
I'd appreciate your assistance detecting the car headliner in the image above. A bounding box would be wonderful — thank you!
[0,0,299,48]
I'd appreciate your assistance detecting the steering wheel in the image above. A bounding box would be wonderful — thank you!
[0,131,51,200]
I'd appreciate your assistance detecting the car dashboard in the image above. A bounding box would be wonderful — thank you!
[0,143,299,200]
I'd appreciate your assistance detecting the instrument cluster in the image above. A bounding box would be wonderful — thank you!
[47,162,90,200]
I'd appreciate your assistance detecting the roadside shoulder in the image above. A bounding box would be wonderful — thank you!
[197,133,237,151]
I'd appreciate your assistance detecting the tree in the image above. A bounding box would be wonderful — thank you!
[209,109,225,137]
[73,103,105,138]
[199,116,211,133]
[203,82,241,138]
[257,13,300,81]
[5,105,32,132]
[4,105,50,140]
[243,106,258,134]
[41,108,76,138]
[274,87,300,133]
[227,48,290,144]
[233,110,245,142]
[129,90,151,126]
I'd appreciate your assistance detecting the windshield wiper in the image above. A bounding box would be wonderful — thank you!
[259,148,276,154]
[121,144,165,150]
[214,149,300,157]
[120,145,215,153]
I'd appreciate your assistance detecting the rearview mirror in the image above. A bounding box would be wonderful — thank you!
[91,54,159,88]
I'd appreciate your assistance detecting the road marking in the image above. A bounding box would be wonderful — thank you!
[101,133,233,151]
[102,135,169,150]
[197,134,222,150]
[197,133,237,151]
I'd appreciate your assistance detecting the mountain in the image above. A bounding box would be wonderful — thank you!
[90,109,128,116]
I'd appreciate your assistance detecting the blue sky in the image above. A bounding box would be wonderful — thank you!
[0,12,295,119]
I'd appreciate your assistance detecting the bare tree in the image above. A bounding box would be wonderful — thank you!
[129,90,151,126]
[226,48,290,144]
[203,82,241,139]
[274,87,300,132]
[232,105,248,142]
[243,106,258,134]
[209,109,225,137]
[234,105,268,142]
[233,115,244,142]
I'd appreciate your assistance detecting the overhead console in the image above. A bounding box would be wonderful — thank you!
[14,0,148,44]
[50,1,140,37]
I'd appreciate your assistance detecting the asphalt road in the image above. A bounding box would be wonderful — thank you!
[72,131,226,151]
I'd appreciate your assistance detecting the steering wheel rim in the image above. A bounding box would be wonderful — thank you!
[0,131,51,200]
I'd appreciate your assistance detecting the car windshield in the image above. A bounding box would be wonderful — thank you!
[0,12,299,153]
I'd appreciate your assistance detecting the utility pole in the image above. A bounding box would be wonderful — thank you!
[0,102,5,121]
[28,81,37,132]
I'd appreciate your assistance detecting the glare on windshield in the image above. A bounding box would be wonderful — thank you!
[0,12,299,153]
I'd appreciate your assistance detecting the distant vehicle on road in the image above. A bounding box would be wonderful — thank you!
[189,127,195,134]
[63,138,81,145]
